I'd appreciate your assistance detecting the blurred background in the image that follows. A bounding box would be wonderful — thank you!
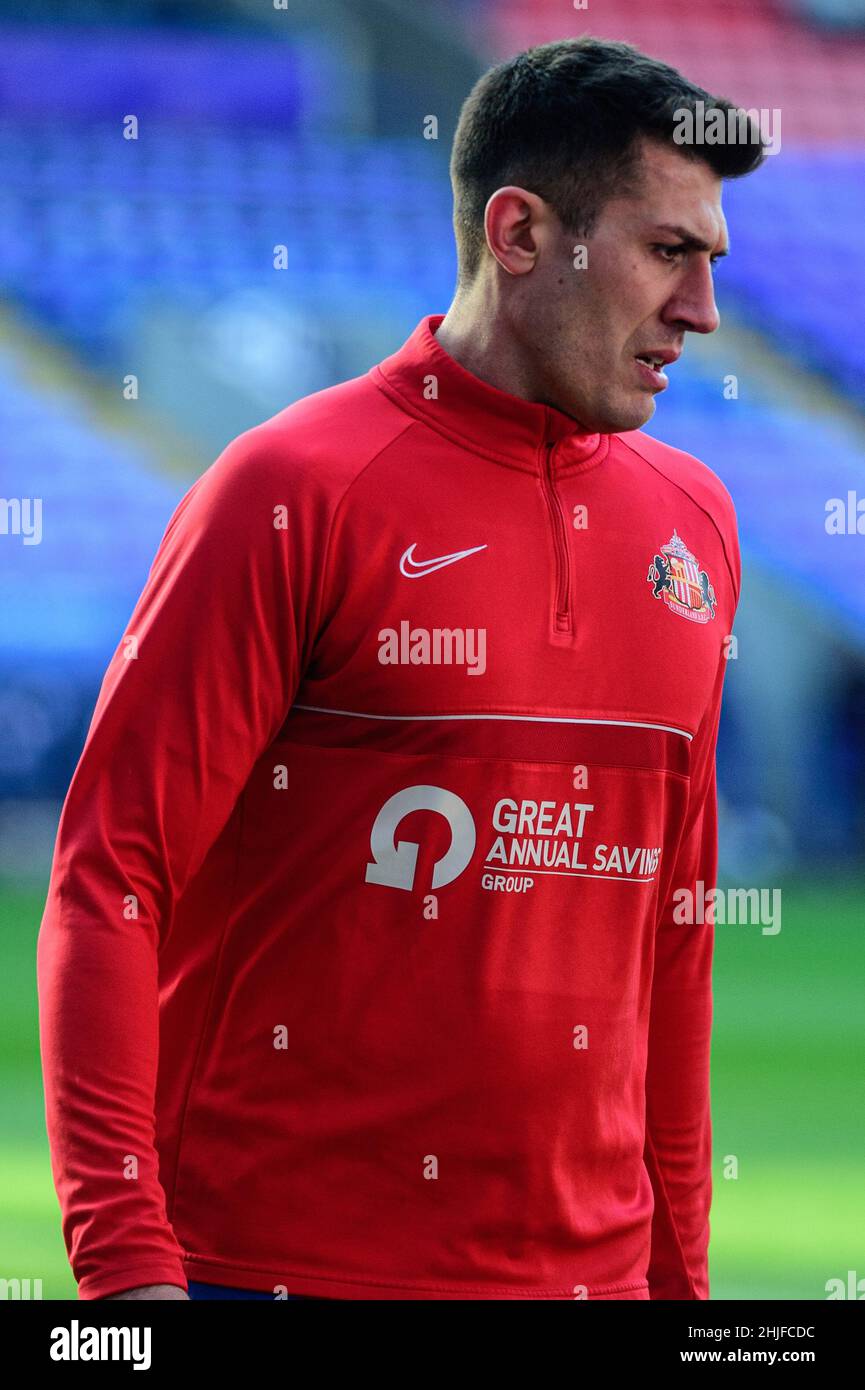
[0,0,862,1299]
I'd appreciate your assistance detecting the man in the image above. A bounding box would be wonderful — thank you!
[37,37,764,1300]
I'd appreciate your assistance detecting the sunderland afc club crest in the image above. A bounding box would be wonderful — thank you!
[647,530,716,623]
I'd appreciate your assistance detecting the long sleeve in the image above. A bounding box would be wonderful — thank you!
[36,428,312,1300]
[644,523,741,1300]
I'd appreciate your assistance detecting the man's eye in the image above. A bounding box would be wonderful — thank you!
[655,244,723,273]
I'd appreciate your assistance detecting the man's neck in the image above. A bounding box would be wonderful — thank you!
[434,301,543,405]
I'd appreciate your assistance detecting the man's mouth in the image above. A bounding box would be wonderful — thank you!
[636,346,681,364]
[634,355,675,389]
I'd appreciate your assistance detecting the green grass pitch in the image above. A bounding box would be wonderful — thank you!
[2,876,862,1299]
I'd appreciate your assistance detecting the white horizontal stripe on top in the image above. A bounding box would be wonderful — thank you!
[292,704,694,741]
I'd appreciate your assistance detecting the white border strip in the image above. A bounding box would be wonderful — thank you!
[293,704,693,741]
[482,864,657,883]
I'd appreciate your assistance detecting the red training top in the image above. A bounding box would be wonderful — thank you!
[38,313,740,1301]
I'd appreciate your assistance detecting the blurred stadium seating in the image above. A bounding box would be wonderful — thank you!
[0,0,862,873]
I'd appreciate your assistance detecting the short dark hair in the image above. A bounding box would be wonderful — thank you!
[450,37,766,284]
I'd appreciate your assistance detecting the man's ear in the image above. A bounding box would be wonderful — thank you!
[484,186,547,277]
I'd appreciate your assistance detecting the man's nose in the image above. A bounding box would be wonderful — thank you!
[663,260,721,335]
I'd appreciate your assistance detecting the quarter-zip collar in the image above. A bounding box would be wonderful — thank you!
[370,313,609,477]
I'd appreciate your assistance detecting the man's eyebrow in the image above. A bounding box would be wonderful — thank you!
[653,223,730,257]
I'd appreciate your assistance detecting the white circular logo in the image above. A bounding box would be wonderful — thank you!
[365,785,476,891]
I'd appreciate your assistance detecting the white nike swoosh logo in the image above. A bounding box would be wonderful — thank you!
[399,542,487,578]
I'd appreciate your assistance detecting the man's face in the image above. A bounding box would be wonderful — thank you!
[519,138,730,433]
